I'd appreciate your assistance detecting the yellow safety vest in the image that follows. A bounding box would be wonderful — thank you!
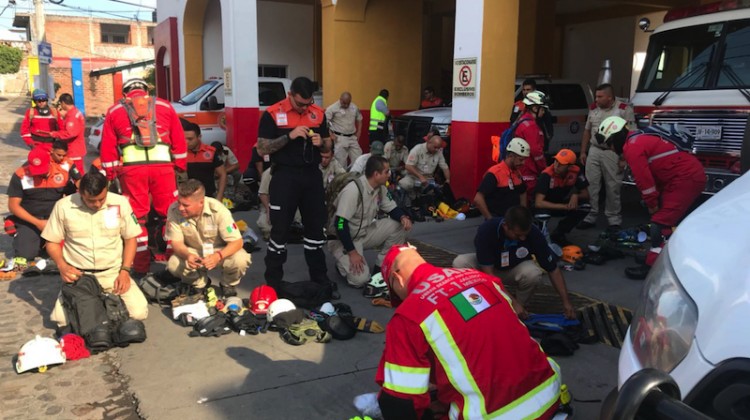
[369,95,387,131]
[121,142,172,166]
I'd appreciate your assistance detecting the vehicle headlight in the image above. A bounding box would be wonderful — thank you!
[629,245,698,373]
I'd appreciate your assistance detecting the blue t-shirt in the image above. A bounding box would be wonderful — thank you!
[474,217,557,271]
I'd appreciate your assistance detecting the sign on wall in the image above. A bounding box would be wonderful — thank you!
[38,42,52,65]
[453,57,476,97]
[223,67,232,96]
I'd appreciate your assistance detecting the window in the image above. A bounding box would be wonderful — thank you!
[147,27,154,46]
[258,65,287,78]
[717,20,750,88]
[259,82,286,106]
[101,23,130,44]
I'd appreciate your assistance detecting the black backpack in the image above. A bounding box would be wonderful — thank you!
[61,275,147,350]
[61,275,111,349]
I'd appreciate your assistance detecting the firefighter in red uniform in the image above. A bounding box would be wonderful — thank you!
[376,244,562,419]
[100,78,187,277]
[597,116,706,279]
[21,89,63,151]
[50,93,86,174]
[515,91,550,202]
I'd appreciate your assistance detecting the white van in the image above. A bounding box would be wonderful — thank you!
[601,169,750,419]
[172,77,292,145]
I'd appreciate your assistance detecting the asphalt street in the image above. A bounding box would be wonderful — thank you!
[0,95,655,419]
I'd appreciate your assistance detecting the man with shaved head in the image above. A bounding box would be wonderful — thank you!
[398,134,450,196]
[325,91,363,167]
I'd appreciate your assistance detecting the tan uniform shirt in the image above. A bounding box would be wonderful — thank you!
[166,197,242,255]
[41,192,141,269]
[384,141,408,169]
[585,99,635,149]
[321,159,346,189]
[325,101,362,135]
[334,175,397,240]
[406,143,448,176]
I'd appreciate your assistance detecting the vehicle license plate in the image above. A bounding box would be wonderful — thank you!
[694,126,722,140]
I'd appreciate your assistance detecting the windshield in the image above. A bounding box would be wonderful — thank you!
[178,80,220,105]
[638,19,750,91]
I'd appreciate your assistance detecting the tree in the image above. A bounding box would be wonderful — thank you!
[144,67,156,95]
[0,44,22,74]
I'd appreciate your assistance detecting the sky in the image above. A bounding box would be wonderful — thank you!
[0,0,157,40]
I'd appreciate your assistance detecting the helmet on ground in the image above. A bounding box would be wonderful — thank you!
[32,89,48,101]
[522,91,549,108]
[122,78,149,94]
[16,335,66,373]
[267,298,295,321]
[506,138,530,157]
[250,285,278,315]
[596,116,627,145]
[370,272,386,288]
[225,296,244,312]
[561,245,584,264]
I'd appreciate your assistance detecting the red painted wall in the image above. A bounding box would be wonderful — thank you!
[225,107,260,172]
[450,120,509,200]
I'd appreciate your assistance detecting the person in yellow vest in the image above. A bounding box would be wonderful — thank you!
[368,89,390,144]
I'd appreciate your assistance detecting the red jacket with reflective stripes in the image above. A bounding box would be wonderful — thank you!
[516,115,547,183]
[51,106,86,158]
[100,90,187,179]
[376,263,559,419]
[622,133,705,208]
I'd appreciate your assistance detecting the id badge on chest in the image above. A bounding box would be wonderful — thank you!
[276,112,288,126]
[501,251,510,268]
[202,243,214,258]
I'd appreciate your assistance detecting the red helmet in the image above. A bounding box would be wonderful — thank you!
[249,285,278,315]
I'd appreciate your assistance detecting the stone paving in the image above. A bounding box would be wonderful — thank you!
[0,96,141,419]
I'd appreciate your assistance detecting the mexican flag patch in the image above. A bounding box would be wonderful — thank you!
[131,213,138,224]
[450,286,496,321]
[227,223,237,233]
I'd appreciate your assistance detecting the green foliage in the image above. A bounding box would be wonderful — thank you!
[0,44,22,74]
[144,67,156,95]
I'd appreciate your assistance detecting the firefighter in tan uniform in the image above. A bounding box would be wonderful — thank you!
[399,135,450,194]
[166,179,251,296]
[579,83,635,230]
[328,156,412,288]
[43,172,148,327]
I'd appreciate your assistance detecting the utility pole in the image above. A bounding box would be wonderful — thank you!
[33,0,50,97]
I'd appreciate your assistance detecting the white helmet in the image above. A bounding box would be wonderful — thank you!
[16,335,66,374]
[522,91,549,108]
[122,77,149,94]
[506,138,530,157]
[267,298,296,322]
[597,116,628,144]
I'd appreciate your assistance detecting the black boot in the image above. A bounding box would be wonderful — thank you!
[625,264,650,280]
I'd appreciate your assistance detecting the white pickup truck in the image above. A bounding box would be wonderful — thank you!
[172,77,293,145]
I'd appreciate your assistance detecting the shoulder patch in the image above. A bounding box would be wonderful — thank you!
[618,102,627,110]
[589,103,597,110]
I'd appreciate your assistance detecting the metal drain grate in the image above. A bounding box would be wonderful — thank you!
[578,303,633,349]
[410,240,634,348]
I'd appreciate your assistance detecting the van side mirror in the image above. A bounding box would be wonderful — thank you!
[207,95,220,110]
